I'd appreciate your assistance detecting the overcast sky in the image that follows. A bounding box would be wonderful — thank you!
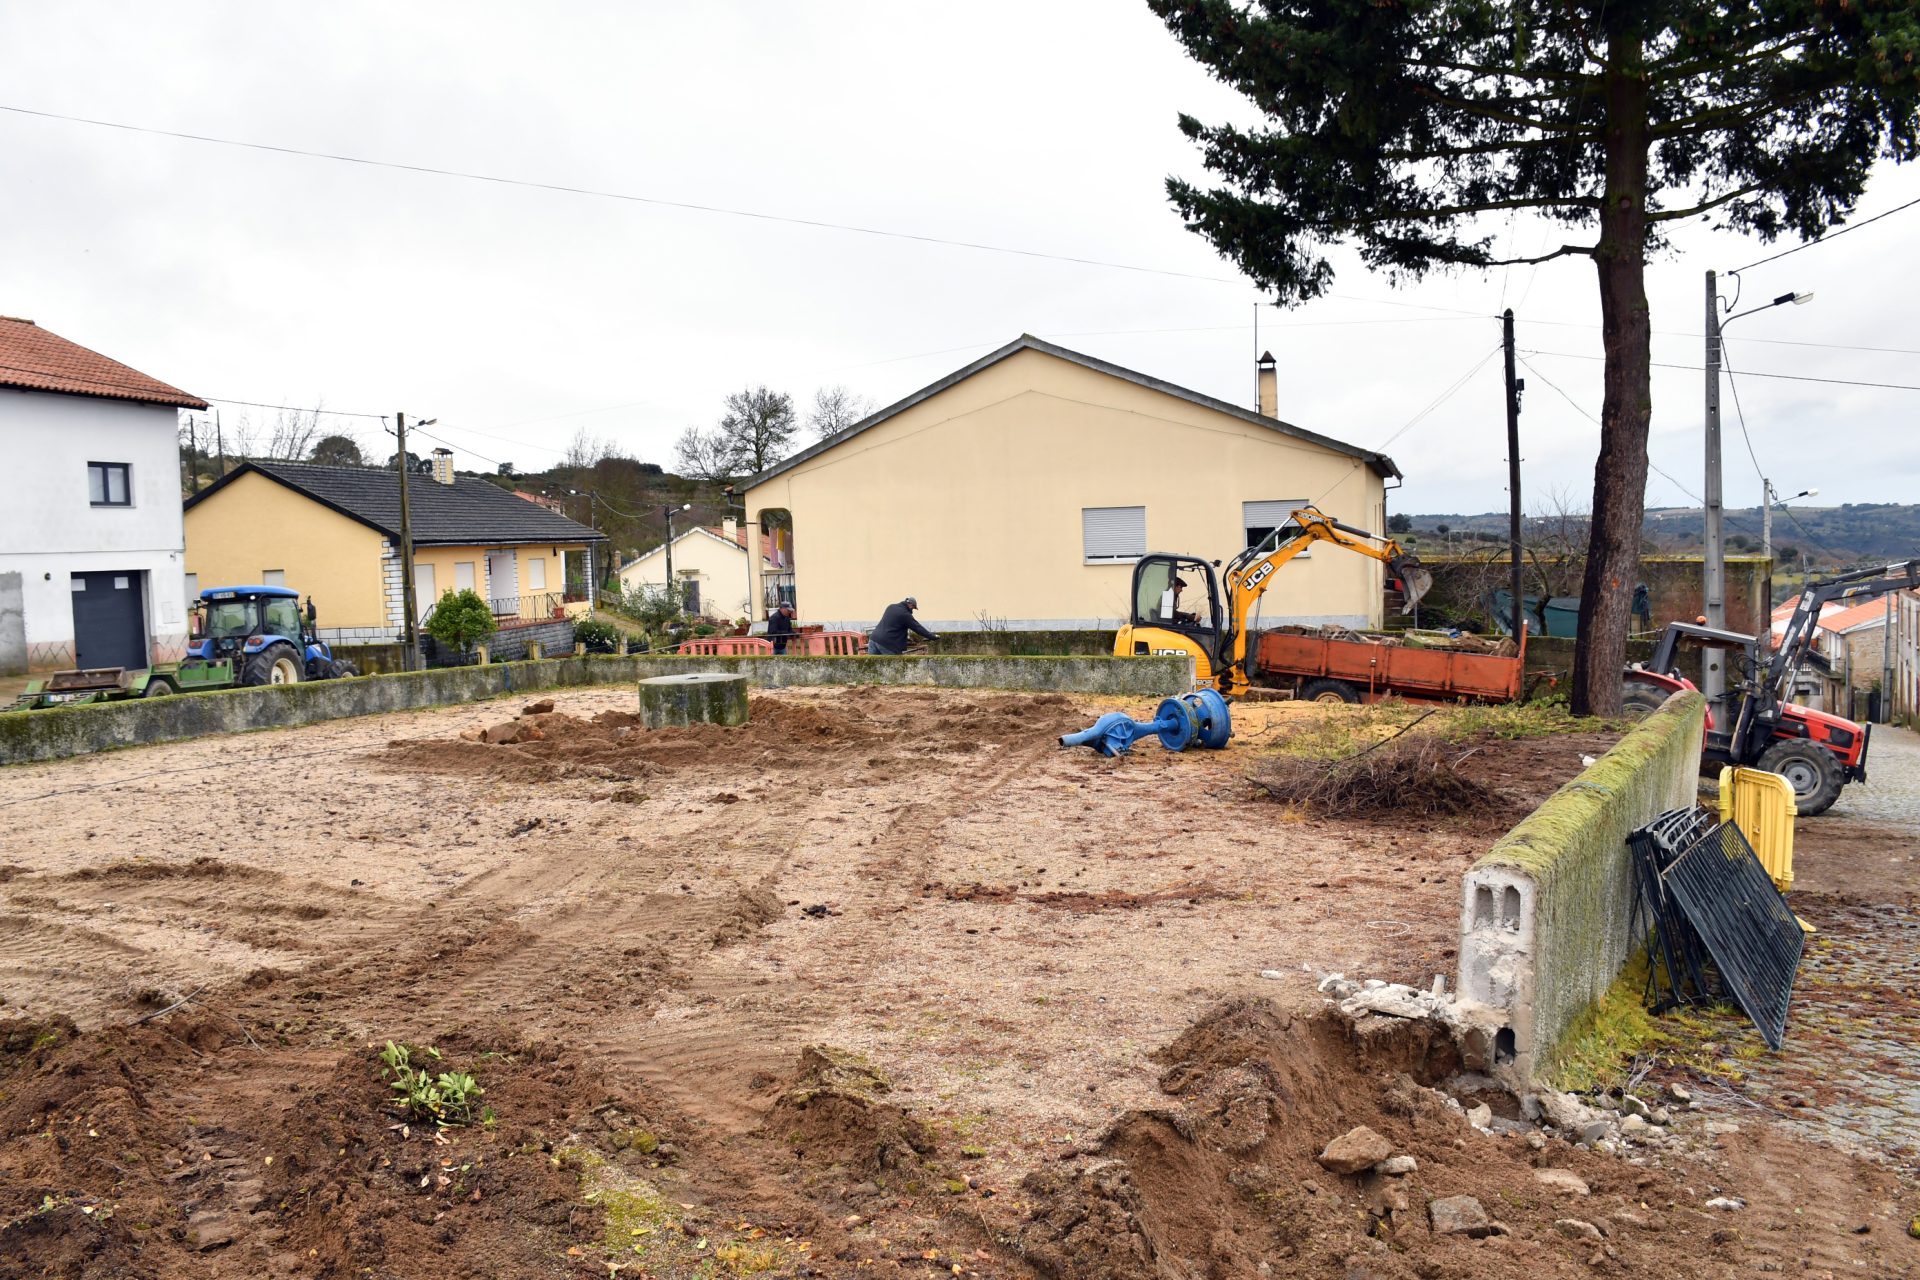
[3,2,1915,524]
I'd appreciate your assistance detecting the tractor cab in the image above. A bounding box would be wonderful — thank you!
[1114,554,1226,684]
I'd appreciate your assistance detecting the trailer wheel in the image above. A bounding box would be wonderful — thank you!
[1300,678,1361,705]
[1756,739,1843,816]
[142,678,176,698]
[243,643,303,687]
[1619,680,1669,718]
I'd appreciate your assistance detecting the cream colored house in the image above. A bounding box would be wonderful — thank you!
[184,455,606,645]
[616,520,778,619]
[741,336,1400,631]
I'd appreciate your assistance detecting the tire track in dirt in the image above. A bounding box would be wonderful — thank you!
[600,735,1060,1137]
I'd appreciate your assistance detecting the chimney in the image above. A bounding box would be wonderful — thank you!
[1256,350,1278,418]
[431,447,454,486]
[722,516,739,546]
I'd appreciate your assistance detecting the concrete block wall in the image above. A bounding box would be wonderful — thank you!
[483,618,575,663]
[0,654,1195,764]
[1456,690,1706,1085]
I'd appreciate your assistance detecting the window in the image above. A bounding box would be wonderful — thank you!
[88,462,131,506]
[263,598,302,638]
[1243,499,1310,556]
[527,556,547,590]
[261,569,286,587]
[415,564,437,619]
[1082,506,1146,563]
[184,573,198,599]
[455,561,476,592]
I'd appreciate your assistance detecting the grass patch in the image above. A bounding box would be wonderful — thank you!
[1264,700,1620,764]
[1545,953,1674,1093]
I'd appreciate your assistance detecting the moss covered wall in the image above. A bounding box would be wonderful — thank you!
[1458,690,1705,1082]
[0,654,1193,765]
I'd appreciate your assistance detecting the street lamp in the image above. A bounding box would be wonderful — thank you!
[1701,273,1812,704]
[1761,483,1817,563]
[663,503,691,611]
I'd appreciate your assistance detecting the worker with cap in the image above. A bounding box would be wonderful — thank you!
[765,602,798,655]
[868,596,938,655]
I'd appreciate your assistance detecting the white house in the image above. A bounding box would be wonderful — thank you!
[617,519,780,619]
[0,315,207,676]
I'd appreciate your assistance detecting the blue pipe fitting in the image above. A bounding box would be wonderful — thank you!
[1057,688,1235,757]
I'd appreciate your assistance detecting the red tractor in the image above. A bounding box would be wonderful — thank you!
[1622,559,1919,815]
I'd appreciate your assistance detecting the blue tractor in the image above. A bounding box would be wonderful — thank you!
[185,586,358,686]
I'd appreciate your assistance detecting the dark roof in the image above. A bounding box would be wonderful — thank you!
[744,334,1400,489]
[186,461,608,546]
[0,315,208,409]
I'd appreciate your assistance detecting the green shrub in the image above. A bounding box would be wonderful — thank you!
[377,1041,487,1127]
[425,588,497,652]
[574,616,622,653]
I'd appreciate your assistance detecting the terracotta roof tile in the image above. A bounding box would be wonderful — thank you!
[0,316,207,409]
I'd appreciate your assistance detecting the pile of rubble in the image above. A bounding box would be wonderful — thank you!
[1318,973,1699,1160]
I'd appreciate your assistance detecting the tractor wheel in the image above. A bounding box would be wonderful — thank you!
[1619,680,1669,719]
[142,678,176,698]
[1756,739,1843,817]
[243,643,303,687]
[1300,678,1361,705]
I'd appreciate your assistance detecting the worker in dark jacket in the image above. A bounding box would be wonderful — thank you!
[765,603,797,655]
[868,596,937,655]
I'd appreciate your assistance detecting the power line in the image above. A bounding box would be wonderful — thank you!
[1521,349,1920,392]
[1519,318,1920,358]
[1730,194,1920,274]
[0,101,1243,287]
[201,395,386,419]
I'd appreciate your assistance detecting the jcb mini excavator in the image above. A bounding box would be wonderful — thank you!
[1113,506,1431,699]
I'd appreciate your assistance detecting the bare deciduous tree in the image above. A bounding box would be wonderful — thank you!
[672,385,797,482]
[807,385,874,441]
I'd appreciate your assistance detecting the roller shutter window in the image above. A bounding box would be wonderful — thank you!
[1243,499,1310,556]
[1083,506,1146,563]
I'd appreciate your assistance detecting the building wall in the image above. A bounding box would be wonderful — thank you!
[743,348,1388,631]
[412,542,586,621]
[1838,590,1920,723]
[617,532,761,617]
[184,470,388,629]
[0,389,192,672]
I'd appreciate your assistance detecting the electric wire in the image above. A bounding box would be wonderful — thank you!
[1730,194,1920,274]
[1521,349,1920,393]
[1719,356,1845,564]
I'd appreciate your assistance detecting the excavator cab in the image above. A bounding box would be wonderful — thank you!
[1115,554,1225,685]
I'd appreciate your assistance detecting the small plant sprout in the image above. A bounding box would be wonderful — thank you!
[378,1041,486,1128]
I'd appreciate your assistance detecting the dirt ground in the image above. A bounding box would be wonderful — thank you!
[1,686,1915,1279]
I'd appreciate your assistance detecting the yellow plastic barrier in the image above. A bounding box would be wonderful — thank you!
[1718,765,1796,894]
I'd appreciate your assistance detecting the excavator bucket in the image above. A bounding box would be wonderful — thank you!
[1393,557,1432,613]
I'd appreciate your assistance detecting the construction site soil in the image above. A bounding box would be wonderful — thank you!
[1,688,1914,1278]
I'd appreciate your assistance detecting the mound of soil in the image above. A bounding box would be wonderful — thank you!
[1008,999,1870,1280]
[378,690,1090,785]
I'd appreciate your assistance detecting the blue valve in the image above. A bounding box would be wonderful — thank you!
[1058,689,1233,756]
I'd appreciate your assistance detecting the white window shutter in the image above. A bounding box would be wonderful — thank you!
[1083,506,1146,561]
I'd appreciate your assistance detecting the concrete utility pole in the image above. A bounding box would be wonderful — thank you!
[1703,272,1727,704]
[1884,592,1894,725]
[1502,309,1524,645]
[661,502,690,611]
[396,413,420,672]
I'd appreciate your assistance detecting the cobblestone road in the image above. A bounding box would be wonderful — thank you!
[1695,724,1920,1173]
[1830,723,1920,824]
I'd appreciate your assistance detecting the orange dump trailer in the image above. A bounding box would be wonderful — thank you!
[1252,626,1526,705]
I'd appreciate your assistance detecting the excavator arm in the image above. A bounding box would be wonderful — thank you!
[1211,507,1431,697]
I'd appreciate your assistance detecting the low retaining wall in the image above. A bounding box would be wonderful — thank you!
[0,654,1193,764]
[1456,690,1705,1085]
[623,654,1190,695]
[928,630,1118,657]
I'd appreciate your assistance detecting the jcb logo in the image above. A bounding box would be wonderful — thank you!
[1245,562,1275,588]
[1153,648,1188,656]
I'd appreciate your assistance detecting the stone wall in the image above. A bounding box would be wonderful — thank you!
[0,653,1194,765]
[927,630,1118,656]
[1456,690,1706,1085]
[1416,553,1771,636]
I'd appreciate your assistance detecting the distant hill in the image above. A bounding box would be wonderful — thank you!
[1400,503,1920,568]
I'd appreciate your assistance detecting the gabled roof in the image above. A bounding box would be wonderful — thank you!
[744,334,1400,489]
[186,461,607,546]
[1822,596,1906,634]
[0,315,208,409]
[622,524,776,571]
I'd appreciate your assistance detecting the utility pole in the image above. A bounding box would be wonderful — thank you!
[1703,271,1726,706]
[1502,309,1524,645]
[215,410,226,477]
[396,413,420,671]
[1761,477,1774,618]
[1883,591,1894,725]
